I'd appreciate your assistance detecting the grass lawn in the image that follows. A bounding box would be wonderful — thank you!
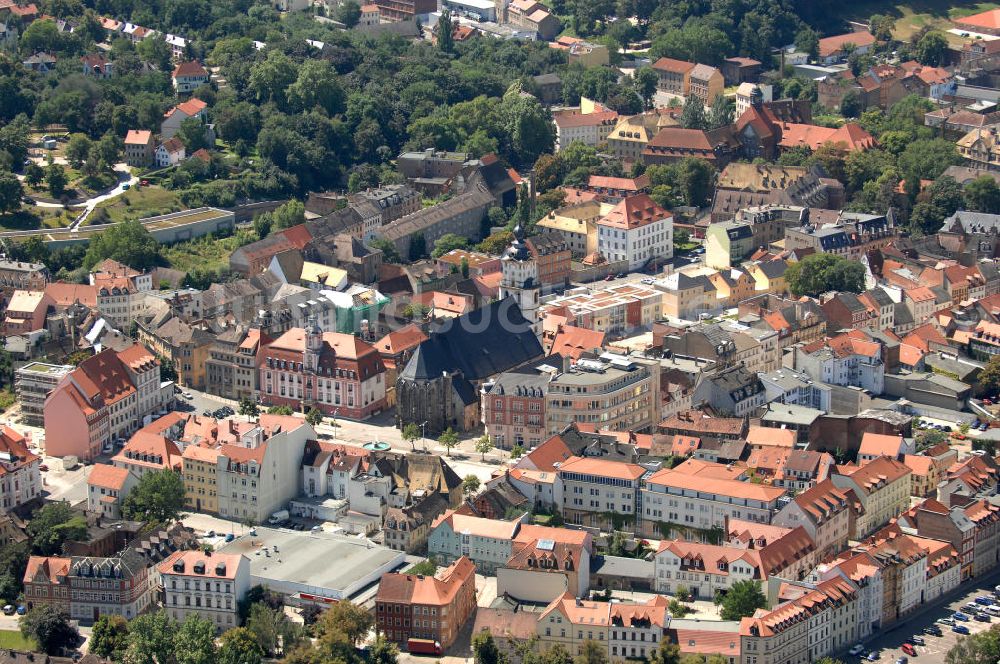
[89,186,183,225]
[841,0,1000,45]
[161,228,259,274]
[0,630,37,651]
[0,207,72,232]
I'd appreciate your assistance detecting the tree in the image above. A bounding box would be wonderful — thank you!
[370,238,401,264]
[916,30,948,66]
[475,434,494,461]
[719,580,767,620]
[218,628,264,664]
[708,94,734,130]
[898,139,961,180]
[401,422,421,451]
[89,615,129,660]
[178,117,209,153]
[46,163,68,199]
[840,89,863,118]
[785,253,865,297]
[271,200,305,231]
[679,95,706,130]
[946,624,1000,664]
[501,83,555,165]
[633,67,658,109]
[647,642,682,664]
[431,232,470,258]
[511,443,525,459]
[794,27,819,58]
[869,14,895,41]
[0,170,23,214]
[245,604,300,657]
[83,219,161,270]
[964,176,1000,214]
[315,601,372,646]
[121,469,186,523]
[123,611,175,664]
[439,427,459,457]
[473,630,503,664]
[287,61,346,116]
[407,557,437,576]
[980,355,1000,397]
[335,0,361,27]
[267,405,294,415]
[369,635,399,664]
[24,162,45,188]
[27,502,87,555]
[575,640,607,664]
[21,606,79,655]
[65,134,92,169]
[463,474,481,495]
[438,9,454,53]
[239,398,259,418]
[174,615,217,664]
[305,407,323,427]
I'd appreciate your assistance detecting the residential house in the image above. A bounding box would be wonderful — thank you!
[159,550,251,631]
[831,456,912,538]
[172,60,209,93]
[86,464,138,520]
[155,138,185,168]
[123,130,154,168]
[773,480,854,560]
[595,194,673,271]
[375,557,477,650]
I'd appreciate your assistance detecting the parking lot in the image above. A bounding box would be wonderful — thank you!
[858,577,1000,661]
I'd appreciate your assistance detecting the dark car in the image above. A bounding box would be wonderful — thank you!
[907,636,925,646]
[923,626,942,636]
[975,613,991,622]
[953,625,970,635]
[954,612,970,621]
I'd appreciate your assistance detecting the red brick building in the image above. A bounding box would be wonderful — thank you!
[375,556,477,651]
[257,324,387,420]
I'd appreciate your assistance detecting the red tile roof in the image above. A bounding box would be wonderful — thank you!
[818,30,876,58]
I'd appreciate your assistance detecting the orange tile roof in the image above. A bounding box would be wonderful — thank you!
[518,434,575,472]
[159,550,245,579]
[902,454,934,476]
[898,343,924,367]
[87,463,131,490]
[24,556,71,585]
[956,7,1000,30]
[842,455,911,495]
[45,281,98,307]
[549,325,606,360]
[597,194,670,230]
[746,425,796,449]
[859,432,904,458]
[431,510,520,539]
[647,468,785,502]
[172,60,207,78]
[652,57,695,74]
[124,129,153,145]
[558,455,646,480]
[375,324,428,356]
[818,30,876,57]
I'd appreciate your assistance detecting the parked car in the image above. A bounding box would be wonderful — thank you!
[901,644,916,657]
[182,392,193,399]
[2,605,14,615]
[866,652,878,662]
[225,533,235,542]
[907,636,924,646]
[39,464,48,472]
[954,612,970,621]
[923,625,942,636]
[976,596,993,605]
[849,644,865,656]
[938,617,955,626]
[953,625,970,635]
[975,613,991,622]
[895,657,908,664]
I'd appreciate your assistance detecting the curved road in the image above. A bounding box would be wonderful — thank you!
[20,162,138,229]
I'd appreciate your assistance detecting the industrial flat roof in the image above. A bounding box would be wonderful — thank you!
[218,526,404,599]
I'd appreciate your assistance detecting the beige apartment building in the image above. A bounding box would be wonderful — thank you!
[831,456,912,539]
[558,456,645,531]
[545,355,659,434]
[536,201,609,258]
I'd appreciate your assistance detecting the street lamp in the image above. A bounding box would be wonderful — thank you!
[420,421,427,452]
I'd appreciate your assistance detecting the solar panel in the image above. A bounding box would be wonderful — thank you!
[536,539,555,551]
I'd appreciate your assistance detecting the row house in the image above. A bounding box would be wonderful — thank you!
[44,345,165,462]
[0,425,41,513]
[816,551,884,640]
[559,456,645,532]
[24,524,195,624]
[428,511,522,574]
[897,497,977,581]
[159,550,251,631]
[205,327,263,401]
[654,541,765,599]
[496,525,593,603]
[856,530,927,623]
[375,557,477,651]
[739,576,860,664]
[640,466,786,537]
[0,258,49,290]
[793,332,885,395]
[773,480,854,560]
[830,456,912,539]
[536,593,670,661]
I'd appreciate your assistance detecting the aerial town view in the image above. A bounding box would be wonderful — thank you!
[7,0,1000,663]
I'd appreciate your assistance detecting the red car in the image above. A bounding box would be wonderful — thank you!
[901,643,916,657]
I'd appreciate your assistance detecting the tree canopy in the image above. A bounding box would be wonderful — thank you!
[121,470,186,523]
[719,580,768,621]
[785,253,865,297]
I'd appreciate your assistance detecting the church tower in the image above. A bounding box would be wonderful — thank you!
[499,223,540,338]
[304,315,323,373]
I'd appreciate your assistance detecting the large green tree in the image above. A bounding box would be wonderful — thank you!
[785,253,865,297]
[964,176,1000,214]
[21,606,78,654]
[174,615,217,664]
[946,624,1000,664]
[121,469,186,523]
[719,580,768,621]
[122,611,174,664]
[83,219,161,270]
[90,615,129,661]
[218,628,264,664]
[0,170,23,214]
[27,502,87,555]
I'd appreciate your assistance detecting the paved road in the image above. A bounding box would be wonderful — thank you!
[859,572,1000,662]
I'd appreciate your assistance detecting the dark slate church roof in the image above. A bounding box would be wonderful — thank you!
[400,298,544,383]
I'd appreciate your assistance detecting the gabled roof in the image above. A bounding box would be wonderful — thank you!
[651,57,695,74]
[818,30,876,58]
[172,60,207,78]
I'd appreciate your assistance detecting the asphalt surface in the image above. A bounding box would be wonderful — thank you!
[858,572,1000,662]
